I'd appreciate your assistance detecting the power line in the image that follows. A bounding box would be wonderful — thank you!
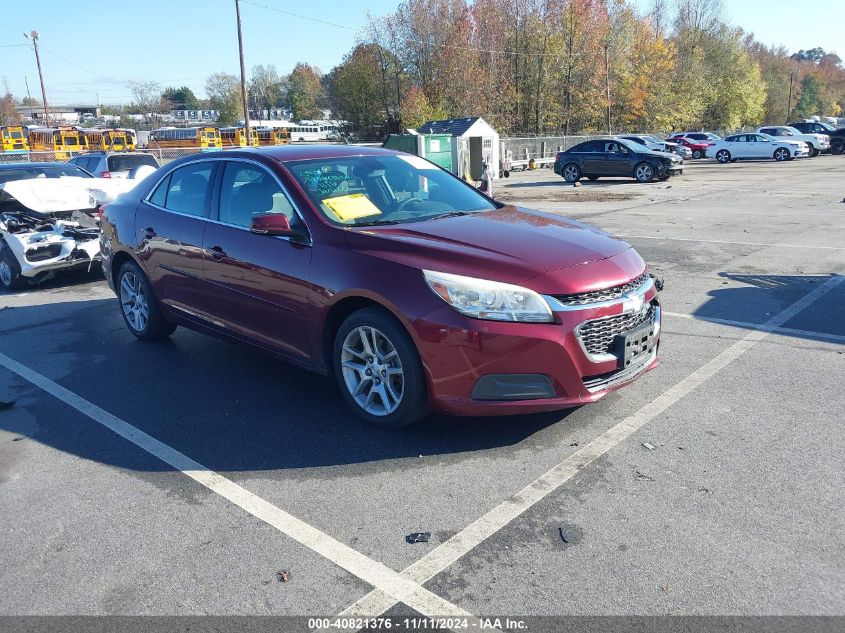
[0,43,29,48]
[243,0,597,58]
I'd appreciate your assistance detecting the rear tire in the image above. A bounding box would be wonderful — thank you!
[117,260,176,340]
[0,243,26,291]
[333,307,428,429]
[716,150,731,163]
[562,163,581,183]
[692,149,703,159]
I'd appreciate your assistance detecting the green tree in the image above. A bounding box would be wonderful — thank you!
[795,74,821,118]
[288,63,324,120]
[162,86,199,110]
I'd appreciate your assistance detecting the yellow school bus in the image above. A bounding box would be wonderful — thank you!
[28,127,87,159]
[256,127,291,146]
[79,128,135,152]
[0,126,30,153]
[220,126,259,147]
[149,127,221,150]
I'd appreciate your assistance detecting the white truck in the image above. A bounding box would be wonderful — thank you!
[756,125,830,157]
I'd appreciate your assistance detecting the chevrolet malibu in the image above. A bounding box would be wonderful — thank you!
[100,146,661,428]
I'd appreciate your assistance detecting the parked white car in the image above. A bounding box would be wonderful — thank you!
[710,133,808,163]
[756,126,829,157]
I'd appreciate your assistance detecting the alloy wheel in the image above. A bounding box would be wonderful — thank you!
[340,326,405,416]
[563,165,579,182]
[120,271,150,332]
[635,164,654,182]
[717,150,730,163]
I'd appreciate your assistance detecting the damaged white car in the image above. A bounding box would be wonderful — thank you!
[0,166,142,290]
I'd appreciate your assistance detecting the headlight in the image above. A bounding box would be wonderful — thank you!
[423,270,554,323]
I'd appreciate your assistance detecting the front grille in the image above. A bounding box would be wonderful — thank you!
[577,304,656,356]
[553,272,650,307]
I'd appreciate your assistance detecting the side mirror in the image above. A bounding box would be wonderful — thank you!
[250,213,295,236]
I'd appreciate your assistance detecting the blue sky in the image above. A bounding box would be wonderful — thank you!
[2,0,843,106]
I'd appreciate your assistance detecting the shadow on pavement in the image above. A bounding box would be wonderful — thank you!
[692,273,844,343]
[0,297,575,474]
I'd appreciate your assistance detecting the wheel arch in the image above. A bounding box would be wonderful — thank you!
[322,294,418,378]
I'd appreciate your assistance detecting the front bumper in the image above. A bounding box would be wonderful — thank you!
[411,279,661,416]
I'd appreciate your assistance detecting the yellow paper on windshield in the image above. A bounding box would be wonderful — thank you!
[323,193,382,221]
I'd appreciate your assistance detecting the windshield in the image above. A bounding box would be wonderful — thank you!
[0,165,93,184]
[286,154,497,226]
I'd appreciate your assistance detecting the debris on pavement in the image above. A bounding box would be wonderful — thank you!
[406,532,431,544]
[698,487,712,494]
[276,570,290,582]
[569,441,579,447]
[634,470,655,482]
[642,442,655,450]
[558,527,569,543]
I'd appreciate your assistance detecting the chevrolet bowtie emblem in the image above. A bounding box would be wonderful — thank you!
[622,292,645,313]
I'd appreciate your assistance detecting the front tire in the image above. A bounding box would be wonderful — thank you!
[808,145,820,158]
[634,162,655,183]
[333,307,428,428]
[117,260,176,340]
[773,147,790,162]
[716,150,731,163]
[0,243,26,291]
[562,163,581,183]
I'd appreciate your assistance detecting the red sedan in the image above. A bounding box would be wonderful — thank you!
[100,146,661,427]
[667,135,713,159]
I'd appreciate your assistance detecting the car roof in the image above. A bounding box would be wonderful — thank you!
[0,162,82,170]
[198,145,404,163]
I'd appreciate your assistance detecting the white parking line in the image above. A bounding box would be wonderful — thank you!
[0,352,482,625]
[663,311,845,344]
[616,234,845,250]
[337,273,845,618]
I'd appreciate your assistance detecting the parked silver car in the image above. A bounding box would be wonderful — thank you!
[68,152,159,179]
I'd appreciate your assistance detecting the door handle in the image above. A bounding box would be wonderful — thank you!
[143,227,156,239]
[209,245,227,260]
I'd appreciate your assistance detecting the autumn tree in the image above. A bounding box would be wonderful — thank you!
[205,72,242,125]
[288,63,324,120]
[0,92,19,126]
[129,80,166,114]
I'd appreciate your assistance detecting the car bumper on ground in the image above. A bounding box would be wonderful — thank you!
[411,281,661,416]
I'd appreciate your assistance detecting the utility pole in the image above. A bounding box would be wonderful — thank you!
[235,0,251,140]
[786,69,795,123]
[604,40,611,135]
[24,31,49,126]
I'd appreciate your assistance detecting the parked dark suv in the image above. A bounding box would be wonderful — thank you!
[100,146,661,427]
[788,121,845,154]
[553,138,683,183]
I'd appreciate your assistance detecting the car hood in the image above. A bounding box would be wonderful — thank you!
[345,206,632,286]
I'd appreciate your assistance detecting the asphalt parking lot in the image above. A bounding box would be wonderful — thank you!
[1,155,843,629]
